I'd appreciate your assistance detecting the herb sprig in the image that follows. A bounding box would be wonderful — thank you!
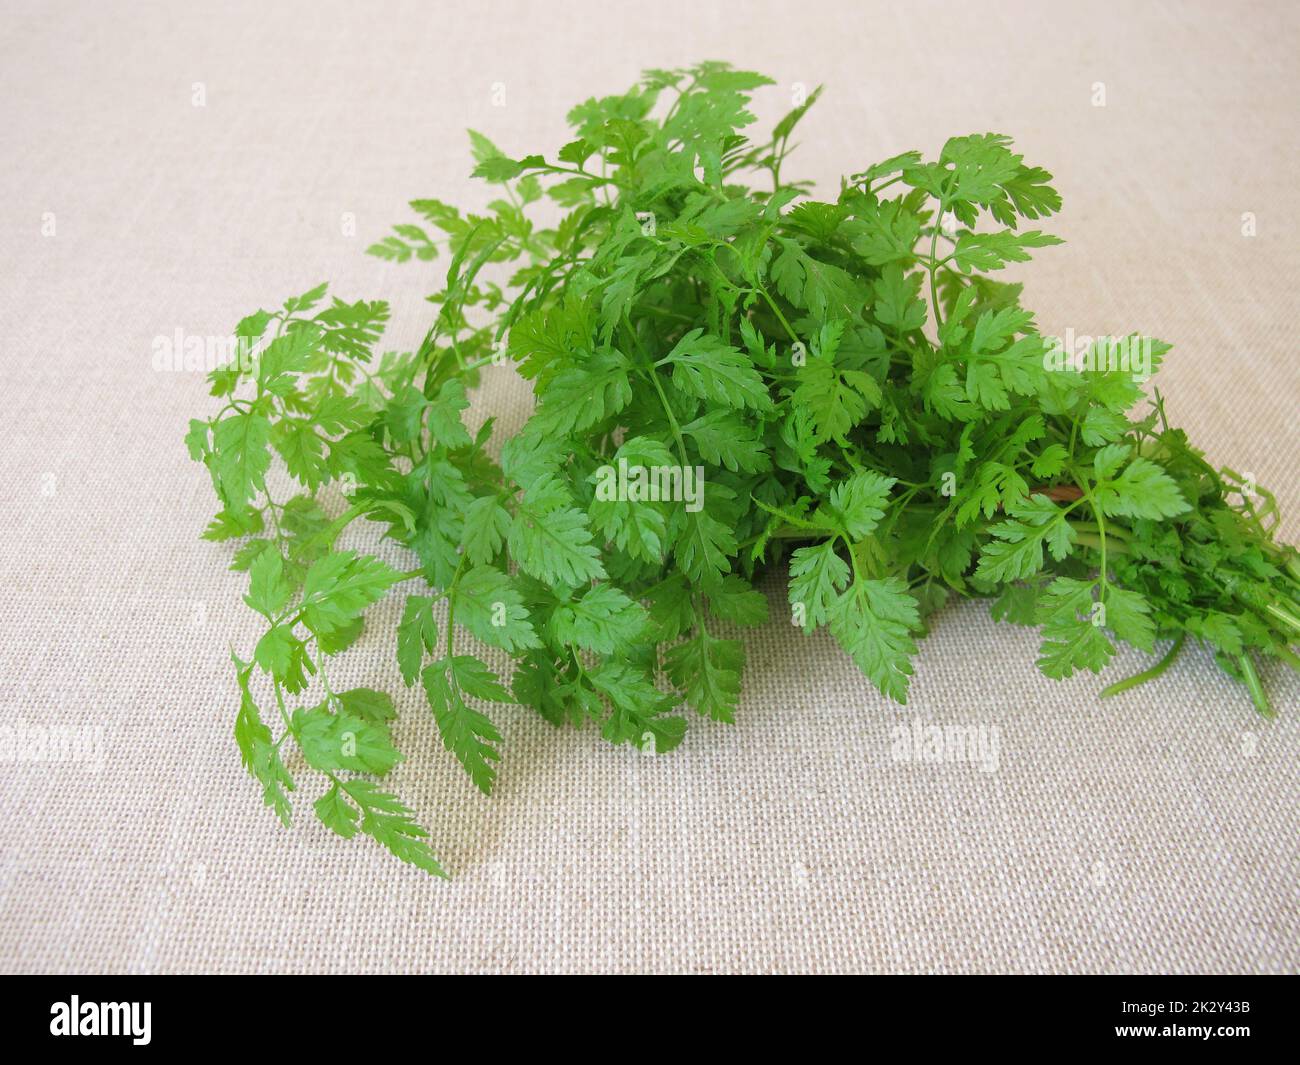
[189,63,1299,875]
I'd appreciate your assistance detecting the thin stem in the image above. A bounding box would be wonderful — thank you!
[1238,652,1274,719]
[1100,634,1186,698]
[757,285,800,347]
[927,199,948,336]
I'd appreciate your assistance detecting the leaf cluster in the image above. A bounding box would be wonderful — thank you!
[191,63,1299,874]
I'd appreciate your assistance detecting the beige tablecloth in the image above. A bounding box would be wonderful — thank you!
[1,0,1296,973]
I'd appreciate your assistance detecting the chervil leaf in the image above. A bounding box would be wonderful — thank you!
[460,494,512,564]
[1094,456,1190,520]
[422,659,503,794]
[272,419,329,488]
[300,551,403,635]
[455,564,541,652]
[974,494,1076,582]
[426,378,472,449]
[1035,577,1115,679]
[662,329,772,411]
[707,574,769,627]
[828,576,919,703]
[589,660,684,753]
[314,784,360,839]
[510,475,606,585]
[552,583,647,654]
[771,237,862,320]
[396,595,440,686]
[342,779,446,877]
[793,351,882,444]
[672,506,738,584]
[293,702,402,775]
[681,410,771,473]
[335,687,397,722]
[531,350,633,434]
[873,264,927,332]
[1103,586,1156,652]
[827,470,896,539]
[665,628,743,722]
[258,327,319,395]
[788,540,851,632]
[244,548,292,618]
[213,411,272,507]
[951,230,1062,272]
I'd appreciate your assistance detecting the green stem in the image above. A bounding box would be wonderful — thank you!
[291,502,367,559]
[757,285,801,347]
[1263,603,1300,636]
[1100,634,1185,698]
[1073,532,1128,556]
[927,198,948,336]
[1072,519,1131,542]
[642,366,690,467]
[271,678,293,731]
[1237,652,1275,719]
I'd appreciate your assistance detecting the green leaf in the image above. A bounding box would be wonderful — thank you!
[460,495,512,564]
[1035,578,1115,679]
[426,378,473,449]
[665,628,743,722]
[951,230,1062,272]
[771,237,863,320]
[509,476,606,586]
[272,419,329,489]
[872,264,927,332]
[587,437,673,563]
[673,507,737,585]
[829,576,919,703]
[213,412,272,507]
[244,549,292,618]
[589,661,684,753]
[445,655,513,702]
[793,352,881,445]
[455,565,541,652]
[342,779,446,877]
[314,784,360,839]
[531,351,633,434]
[788,540,850,632]
[253,624,306,686]
[551,583,647,654]
[300,551,403,635]
[385,385,427,444]
[707,574,769,627]
[662,329,773,412]
[293,702,402,775]
[1102,586,1156,652]
[335,687,397,722]
[396,595,440,686]
[422,660,503,794]
[681,410,771,473]
[827,470,896,539]
[1094,456,1190,520]
[974,494,1076,582]
[232,653,293,827]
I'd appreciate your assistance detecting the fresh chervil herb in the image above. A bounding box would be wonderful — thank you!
[190,62,1300,876]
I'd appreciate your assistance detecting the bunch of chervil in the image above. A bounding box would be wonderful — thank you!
[188,63,1299,875]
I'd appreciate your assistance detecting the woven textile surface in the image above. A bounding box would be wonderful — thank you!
[0,0,1296,973]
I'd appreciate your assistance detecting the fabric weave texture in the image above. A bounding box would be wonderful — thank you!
[0,0,1296,973]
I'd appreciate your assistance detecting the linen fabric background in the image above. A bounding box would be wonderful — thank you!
[0,0,1296,974]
